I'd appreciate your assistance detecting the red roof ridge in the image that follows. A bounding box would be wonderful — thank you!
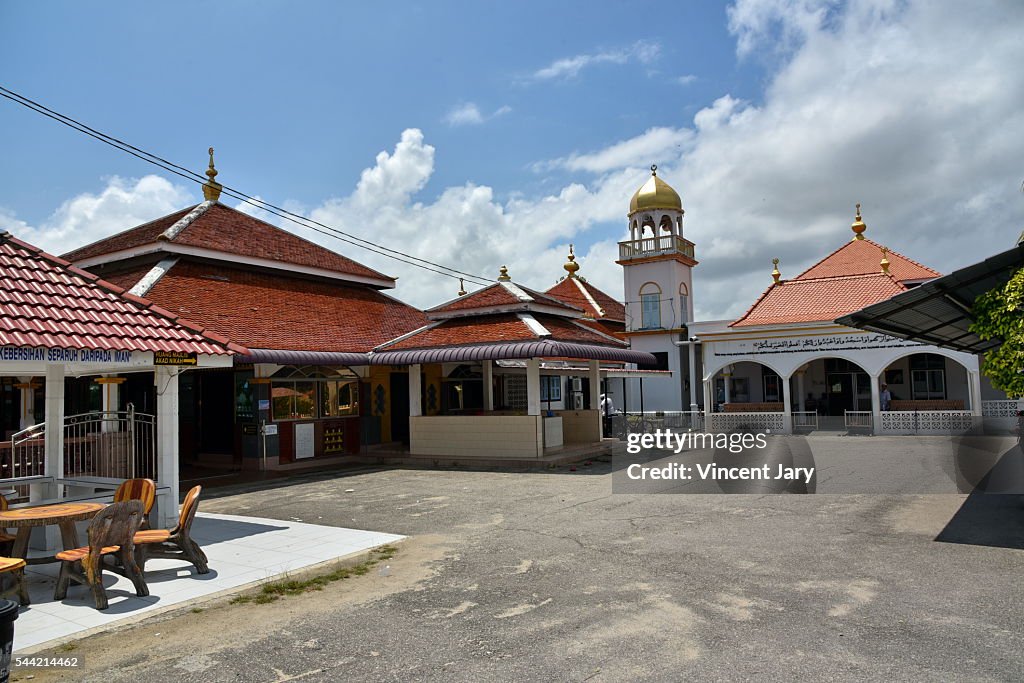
[0,231,245,355]
[860,237,940,278]
[64,205,197,262]
[730,281,780,327]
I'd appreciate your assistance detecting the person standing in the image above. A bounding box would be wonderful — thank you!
[600,393,616,437]
[880,383,892,412]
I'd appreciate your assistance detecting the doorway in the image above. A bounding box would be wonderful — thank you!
[389,373,410,446]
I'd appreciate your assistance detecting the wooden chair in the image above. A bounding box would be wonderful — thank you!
[0,495,16,555]
[134,485,208,575]
[113,478,156,529]
[0,557,29,606]
[54,500,148,610]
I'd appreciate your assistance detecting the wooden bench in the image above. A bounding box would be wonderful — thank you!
[890,400,964,411]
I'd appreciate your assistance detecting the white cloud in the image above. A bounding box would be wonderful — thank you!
[530,41,661,81]
[677,74,698,86]
[443,102,512,127]
[0,175,190,255]
[7,0,1023,327]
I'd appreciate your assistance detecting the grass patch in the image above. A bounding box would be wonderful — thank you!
[230,545,397,605]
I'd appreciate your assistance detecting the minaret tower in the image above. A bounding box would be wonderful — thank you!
[616,165,698,411]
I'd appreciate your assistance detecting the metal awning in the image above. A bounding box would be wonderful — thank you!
[836,241,1024,353]
[369,340,656,366]
[238,349,370,366]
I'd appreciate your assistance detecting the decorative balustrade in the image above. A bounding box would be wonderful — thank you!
[879,410,976,434]
[618,234,696,260]
[707,412,784,433]
[981,400,1020,418]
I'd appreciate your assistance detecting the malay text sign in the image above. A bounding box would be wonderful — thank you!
[153,351,198,366]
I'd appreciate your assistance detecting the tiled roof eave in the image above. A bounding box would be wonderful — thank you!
[369,340,655,366]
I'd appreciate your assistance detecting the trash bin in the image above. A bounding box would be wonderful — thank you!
[0,599,18,683]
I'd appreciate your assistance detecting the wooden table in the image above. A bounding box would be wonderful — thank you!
[0,502,105,564]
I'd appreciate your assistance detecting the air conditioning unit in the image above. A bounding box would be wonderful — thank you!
[571,377,583,392]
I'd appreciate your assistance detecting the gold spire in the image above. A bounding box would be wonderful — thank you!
[563,244,580,278]
[771,257,781,284]
[497,265,511,281]
[851,203,866,240]
[458,278,467,296]
[880,247,890,274]
[202,147,223,202]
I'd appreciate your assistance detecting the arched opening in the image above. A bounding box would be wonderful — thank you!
[678,282,689,324]
[639,282,662,330]
[706,360,786,413]
[659,215,673,233]
[640,214,656,236]
[797,356,871,416]
[879,352,973,411]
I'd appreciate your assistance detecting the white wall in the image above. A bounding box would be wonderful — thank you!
[410,415,544,458]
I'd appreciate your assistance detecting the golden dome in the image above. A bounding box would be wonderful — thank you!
[629,165,682,214]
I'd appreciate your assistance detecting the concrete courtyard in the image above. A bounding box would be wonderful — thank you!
[17,435,1024,682]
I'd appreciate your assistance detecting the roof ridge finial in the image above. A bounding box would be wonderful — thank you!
[880,246,890,274]
[771,257,781,284]
[563,243,580,278]
[497,265,511,282]
[650,164,658,176]
[851,202,867,240]
[458,278,467,296]
[202,147,223,202]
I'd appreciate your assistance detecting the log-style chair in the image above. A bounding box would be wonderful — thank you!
[0,557,29,606]
[0,495,16,555]
[54,500,148,610]
[113,478,156,529]
[134,485,208,575]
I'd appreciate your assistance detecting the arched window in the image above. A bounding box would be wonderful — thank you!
[659,215,673,233]
[678,282,689,324]
[640,282,662,330]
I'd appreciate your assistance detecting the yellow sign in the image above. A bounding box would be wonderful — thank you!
[153,351,198,366]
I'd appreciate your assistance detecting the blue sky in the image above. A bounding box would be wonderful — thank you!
[2,1,1022,317]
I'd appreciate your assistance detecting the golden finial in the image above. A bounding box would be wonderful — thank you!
[202,146,223,202]
[458,278,467,296]
[563,244,580,278]
[771,257,781,284]
[880,246,890,274]
[650,164,658,176]
[497,265,511,282]
[851,203,866,240]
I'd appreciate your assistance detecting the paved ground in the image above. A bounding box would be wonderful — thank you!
[19,436,1024,682]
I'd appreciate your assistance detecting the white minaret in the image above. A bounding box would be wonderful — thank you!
[617,165,698,412]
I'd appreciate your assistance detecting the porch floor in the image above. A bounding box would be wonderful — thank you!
[355,440,614,469]
[12,512,404,653]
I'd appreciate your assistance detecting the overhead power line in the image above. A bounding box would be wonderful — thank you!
[0,85,493,287]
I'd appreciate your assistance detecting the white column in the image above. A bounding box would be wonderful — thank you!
[482,360,494,412]
[588,360,601,410]
[688,343,698,412]
[968,370,983,416]
[796,370,806,413]
[703,379,712,416]
[870,374,881,433]
[155,366,180,528]
[408,364,422,417]
[782,373,793,434]
[526,358,541,416]
[44,364,65,482]
[723,368,731,404]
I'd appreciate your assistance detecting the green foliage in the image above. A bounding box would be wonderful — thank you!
[970,266,1024,396]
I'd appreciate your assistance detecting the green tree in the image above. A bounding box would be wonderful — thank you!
[970,265,1024,396]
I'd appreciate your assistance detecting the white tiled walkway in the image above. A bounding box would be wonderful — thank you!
[12,512,404,653]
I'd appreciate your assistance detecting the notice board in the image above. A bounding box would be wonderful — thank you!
[294,422,315,459]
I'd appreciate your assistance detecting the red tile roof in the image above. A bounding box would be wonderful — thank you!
[0,232,244,355]
[731,273,907,327]
[429,282,583,316]
[120,259,426,353]
[793,238,939,282]
[63,202,394,284]
[545,277,626,322]
[380,313,625,351]
[731,235,941,328]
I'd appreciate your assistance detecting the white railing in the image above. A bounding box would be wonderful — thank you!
[981,400,1020,418]
[844,411,874,429]
[792,411,818,430]
[618,234,696,260]
[707,412,785,433]
[6,423,46,479]
[64,406,156,480]
[879,410,976,435]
